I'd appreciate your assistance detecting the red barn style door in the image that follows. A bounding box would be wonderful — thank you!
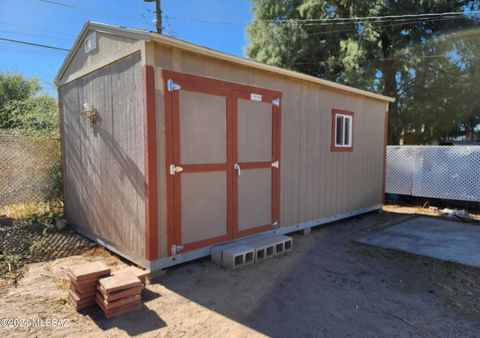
[163,71,281,255]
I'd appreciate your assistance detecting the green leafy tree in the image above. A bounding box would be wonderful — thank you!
[0,73,41,108]
[246,0,480,144]
[0,73,58,138]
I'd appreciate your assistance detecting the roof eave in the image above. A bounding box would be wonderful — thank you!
[150,32,395,103]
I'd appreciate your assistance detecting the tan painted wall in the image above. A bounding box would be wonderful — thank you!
[59,52,146,263]
[150,42,387,258]
[60,30,138,82]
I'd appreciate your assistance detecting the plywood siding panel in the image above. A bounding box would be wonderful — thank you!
[152,42,387,256]
[61,31,138,81]
[60,52,145,262]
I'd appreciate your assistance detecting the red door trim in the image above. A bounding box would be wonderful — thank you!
[163,70,282,255]
[162,70,282,98]
[143,65,158,260]
[231,90,282,238]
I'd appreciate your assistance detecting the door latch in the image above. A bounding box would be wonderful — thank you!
[234,163,241,176]
[169,164,184,175]
[271,160,279,168]
[171,244,184,255]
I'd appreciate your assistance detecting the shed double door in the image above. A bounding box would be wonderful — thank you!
[163,71,281,255]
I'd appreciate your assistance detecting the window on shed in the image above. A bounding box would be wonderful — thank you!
[332,109,353,151]
[84,32,96,54]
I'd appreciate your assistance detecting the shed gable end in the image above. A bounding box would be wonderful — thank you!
[59,29,140,83]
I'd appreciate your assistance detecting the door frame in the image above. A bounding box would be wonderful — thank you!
[163,70,282,255]
[231,90,281,238]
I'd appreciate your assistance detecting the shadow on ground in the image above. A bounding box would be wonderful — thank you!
[84,288,166,336]
[156,210,480,337]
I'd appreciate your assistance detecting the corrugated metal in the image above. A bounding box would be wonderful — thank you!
[59,52,145,262]
[152,43,387,258]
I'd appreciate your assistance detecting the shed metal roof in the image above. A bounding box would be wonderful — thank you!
[56,21,395,103]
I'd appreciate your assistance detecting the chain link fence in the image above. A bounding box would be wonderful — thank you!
[0,132,61,207]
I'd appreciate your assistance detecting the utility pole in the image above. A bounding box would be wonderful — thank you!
[144,0,162,34]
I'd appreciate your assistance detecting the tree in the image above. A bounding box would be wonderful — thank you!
[0,73,41,108]
[246,0,480,144]
[0,73,58,138]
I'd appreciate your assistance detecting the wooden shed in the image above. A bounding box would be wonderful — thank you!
[56,22,395,271]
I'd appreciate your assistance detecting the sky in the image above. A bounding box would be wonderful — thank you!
[0,0,253,95]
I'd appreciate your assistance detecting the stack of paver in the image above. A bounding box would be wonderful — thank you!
[67,261,111,310]
[95,273,143,319]
[112,266,150,288]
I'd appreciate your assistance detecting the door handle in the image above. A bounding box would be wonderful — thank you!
[233,163,241,176]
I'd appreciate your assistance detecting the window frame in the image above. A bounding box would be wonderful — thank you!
[84,32,97,54]
[331,108,354,152]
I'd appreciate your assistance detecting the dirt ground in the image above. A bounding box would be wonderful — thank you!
[1,208,479,337]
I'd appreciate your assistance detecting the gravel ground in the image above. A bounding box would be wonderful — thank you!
[0,209,479,337]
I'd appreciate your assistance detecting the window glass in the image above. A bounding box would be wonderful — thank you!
[333,112,353,148]
[336,116,344,145]
[344,117,350,146]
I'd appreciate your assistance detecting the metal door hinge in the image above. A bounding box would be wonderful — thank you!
[167,79,181,91]
[169,164,184,175]
[272,221,279,228]
[171,244,184,255]
[272,98,280,107]
[271,160,279,168]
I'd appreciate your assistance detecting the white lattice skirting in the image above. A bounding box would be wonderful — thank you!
[386,146,480,202]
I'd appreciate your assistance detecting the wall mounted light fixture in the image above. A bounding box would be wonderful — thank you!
[81,103,97,128]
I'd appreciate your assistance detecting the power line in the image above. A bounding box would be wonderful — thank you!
[262,10,480,24]
[39,0,81,10]
[37,0,133,21]
[304,15,475,36]
[0,37,69,51]
[0,21,71,36]
[0,30,69,40]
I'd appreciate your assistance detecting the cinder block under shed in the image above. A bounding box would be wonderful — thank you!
[357,217,480,268]
[211,234,293,269]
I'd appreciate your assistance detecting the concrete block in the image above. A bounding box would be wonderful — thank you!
[271,235,293,255]
[211,242,240,266]
[283,237,293,253]
[275,242,285,255]
[221,245,254,269]
[210,246,223,265]
[247,239,275,262]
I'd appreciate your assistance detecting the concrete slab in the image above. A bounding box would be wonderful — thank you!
[357,217,480,267]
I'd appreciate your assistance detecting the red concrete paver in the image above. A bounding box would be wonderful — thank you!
[99,274,142,293]
[97,284,144,302]
[68,261,110,281]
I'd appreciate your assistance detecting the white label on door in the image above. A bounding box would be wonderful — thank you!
[250,93,262,102]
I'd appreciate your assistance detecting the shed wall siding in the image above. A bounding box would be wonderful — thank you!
[151,42,386,258]
[61,30,138,82]
[59,52,145,262]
